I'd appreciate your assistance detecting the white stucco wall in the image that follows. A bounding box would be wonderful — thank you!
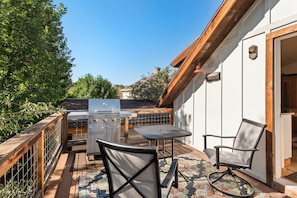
[241,33,267,182]
[173,0,297,184]
[192,76,206,150]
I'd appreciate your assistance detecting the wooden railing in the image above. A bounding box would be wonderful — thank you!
[67,108,173,134]
[66,108,173,144]
[129,108,173,126]
[0,113,67,198]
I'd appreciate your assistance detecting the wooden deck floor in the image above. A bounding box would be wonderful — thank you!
[44,133,290,198]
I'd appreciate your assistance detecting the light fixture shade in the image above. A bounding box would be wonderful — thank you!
[249,45,258,60]
[206,72,220,81]
[194,64,203,74]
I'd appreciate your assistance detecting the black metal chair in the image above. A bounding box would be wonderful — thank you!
[96,138,179,198]
[203,119,267,197]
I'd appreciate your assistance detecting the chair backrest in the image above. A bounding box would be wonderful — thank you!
[97,138,162,198]
[232,119,267,168]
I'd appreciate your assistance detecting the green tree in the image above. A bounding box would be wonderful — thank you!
[113,84,125,98]
[0,0,73,142]
[131,66,176,102]
[0,99,59,143]
[67,74,118,99]
[0,0,73,107]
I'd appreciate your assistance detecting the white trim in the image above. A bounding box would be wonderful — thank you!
[274,36,282,179]
[274,31,297,180]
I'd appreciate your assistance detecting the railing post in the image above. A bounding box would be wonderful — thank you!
[124,117,129,138]
[170,108,174,125]
[61,113,68,151]
[38,129,45,197]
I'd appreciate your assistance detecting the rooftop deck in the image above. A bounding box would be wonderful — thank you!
[44,130,289,198]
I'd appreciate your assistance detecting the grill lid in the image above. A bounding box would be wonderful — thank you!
[88,99,120,113]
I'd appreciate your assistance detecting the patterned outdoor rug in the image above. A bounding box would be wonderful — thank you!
[78,153,271,197]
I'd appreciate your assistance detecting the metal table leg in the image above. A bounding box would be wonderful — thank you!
[171,138,189,182]
[152,138,189,182]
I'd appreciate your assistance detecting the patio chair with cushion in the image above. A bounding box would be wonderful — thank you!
[203,118,267,197]
[96,138,179,198]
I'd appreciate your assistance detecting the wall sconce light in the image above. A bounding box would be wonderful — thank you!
[205,72,220,82]
[194,63,203,74]
[249,45,258,60]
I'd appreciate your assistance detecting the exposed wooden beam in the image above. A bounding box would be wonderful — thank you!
[171,38,199,68]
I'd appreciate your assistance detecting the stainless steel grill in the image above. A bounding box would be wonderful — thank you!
[87,99,121,158]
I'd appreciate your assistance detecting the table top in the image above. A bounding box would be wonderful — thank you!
[134,124,192,140]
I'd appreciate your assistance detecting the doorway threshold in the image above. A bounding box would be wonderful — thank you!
[274,177,297,197]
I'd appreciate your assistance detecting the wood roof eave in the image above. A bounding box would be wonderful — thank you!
[157,0,256,108]
[171,38,199,68]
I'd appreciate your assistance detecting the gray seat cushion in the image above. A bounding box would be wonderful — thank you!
[204,148,249,169]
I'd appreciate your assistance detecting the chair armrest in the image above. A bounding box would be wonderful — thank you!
[214,146,257,169]
[203,134,236,139]
[214,145,258,152]
[203,134,236,149]
[160,159,178,188]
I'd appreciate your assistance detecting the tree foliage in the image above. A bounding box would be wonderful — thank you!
[0,0,73,143]
[131,66,176,102]
[113,84,125,98]
[0,99,59,143]
[67,74,118,99]
[0,0,73,106]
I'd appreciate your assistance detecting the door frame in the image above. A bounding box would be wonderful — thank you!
[266,23,297,186]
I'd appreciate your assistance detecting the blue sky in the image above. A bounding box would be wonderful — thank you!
[53,0,223,86]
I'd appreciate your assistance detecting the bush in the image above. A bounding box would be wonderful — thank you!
[0,98,60,144]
